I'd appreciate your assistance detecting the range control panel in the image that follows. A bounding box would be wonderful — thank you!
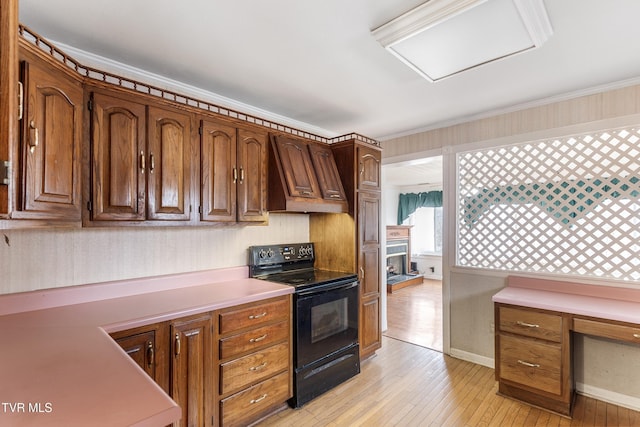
[248,242,315,266]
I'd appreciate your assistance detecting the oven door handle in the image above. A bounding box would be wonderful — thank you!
[297,279,359,296]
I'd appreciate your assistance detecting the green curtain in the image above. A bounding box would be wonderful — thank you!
[397,191,443,225]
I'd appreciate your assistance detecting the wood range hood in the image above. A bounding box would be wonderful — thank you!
[268,134,349,213]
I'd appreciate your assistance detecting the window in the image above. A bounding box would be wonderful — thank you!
[456,125,640,281]
[403,206,443,255]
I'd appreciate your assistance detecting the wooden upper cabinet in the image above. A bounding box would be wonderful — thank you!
[357,145,381,191]
[200,120,267,223]
[237,127,268,222]
[272,135,320,199]
[90,91,146,221]
[15,54,83,220]
[200,119,237,222]
[308,142,347,203]
[89,89,193,224]
[147,106,192,221]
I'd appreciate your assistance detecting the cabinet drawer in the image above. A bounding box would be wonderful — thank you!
[221,371,290,427]
[499,334,562,395]
[219,320,289,359]
[499,306,563,342]
[574,317,640,344]
[219,297,289,335]
[220,342,289,394]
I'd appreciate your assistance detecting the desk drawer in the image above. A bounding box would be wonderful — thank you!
[499,306,563,342]
[574,318,640,344]
[499,334,562,395]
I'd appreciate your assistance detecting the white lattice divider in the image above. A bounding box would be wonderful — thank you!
[457,126,640,281]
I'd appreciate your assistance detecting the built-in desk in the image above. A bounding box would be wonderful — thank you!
[493,276,640,416]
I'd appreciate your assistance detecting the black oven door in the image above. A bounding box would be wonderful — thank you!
[294,279,359,368]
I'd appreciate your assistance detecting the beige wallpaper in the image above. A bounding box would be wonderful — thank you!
[0,213,309,294]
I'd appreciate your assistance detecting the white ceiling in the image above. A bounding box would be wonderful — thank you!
[18,0,640,143]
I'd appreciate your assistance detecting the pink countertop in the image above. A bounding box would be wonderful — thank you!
[0,267,294,426]
[493,275,640,324]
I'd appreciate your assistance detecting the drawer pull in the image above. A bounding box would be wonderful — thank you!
[516,321,539,328]
[249,334,268,343]
[517,359,540,368]
[250,393,268,404]
[249,312,267,320]
[249,362,267,371]
[634,334,640,339]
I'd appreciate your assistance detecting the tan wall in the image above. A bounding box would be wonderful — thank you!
[0,213,309,294]
[382,84,640,158]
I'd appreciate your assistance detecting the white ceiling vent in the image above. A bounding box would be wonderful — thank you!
[372,0,553,82]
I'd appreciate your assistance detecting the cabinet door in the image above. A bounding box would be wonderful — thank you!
[237,127,268,222]
[18,59,82,219]
[90,91,146,221]
[358,191,380,248]
[360,296,381,356]
[357,145,381,191]
[171,315,213,427]
[114,331,157,379]
[200,119,237,222]
[147,106,192,221]
[111,323,170,394]
[308,142,347,202]
[273,136,320,198]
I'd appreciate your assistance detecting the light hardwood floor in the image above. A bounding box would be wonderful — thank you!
[258,336,640,426]
[384,279,443,352]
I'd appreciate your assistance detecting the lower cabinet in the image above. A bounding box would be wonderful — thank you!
[216,296,293,427]
[111,295,292,427]
[171,314,214,427]
[494,304,573,416]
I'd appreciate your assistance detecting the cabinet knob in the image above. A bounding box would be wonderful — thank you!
[250,393,268,404]
[516,321,539,328]
[174,333,181,356]
[140,151,146,174]
[29,121,39,154]
[146,341,154,368]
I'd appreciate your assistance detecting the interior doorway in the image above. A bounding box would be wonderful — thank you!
[384,279,442,351]
[381,155,443,352]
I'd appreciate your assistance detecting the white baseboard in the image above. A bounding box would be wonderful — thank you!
[576,382,640,412]
[449,348,494,369]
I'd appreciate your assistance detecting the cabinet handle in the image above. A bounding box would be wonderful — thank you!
[18,82,23,121]
[233,167,238,184]
[330,194,342,198]
[249,334,267,343]
[633,334,640,339]
[250,393,268,404]
[516,321,539,328]
[360,266,365,281]
[359,162,364,175]
[147,341,154,368]
[249,312,267,320]
[301,190,311,196]
[517,360,540,368]
[249,362,267,371]
[29,121,38,153]
[149,153,155,174]
[239,167,244,183]
[140,151,146,174]
[174,333,181,356]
